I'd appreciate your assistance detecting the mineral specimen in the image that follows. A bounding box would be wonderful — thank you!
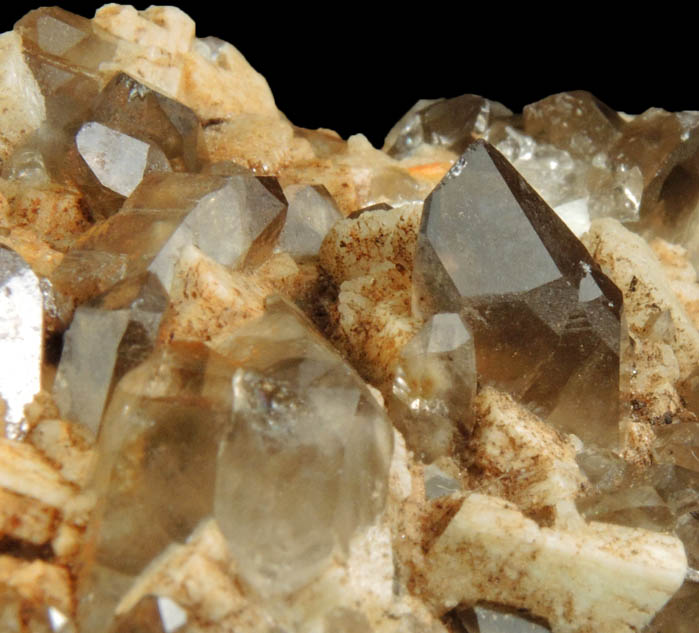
[0,5,697,633]
[413,140,623,449]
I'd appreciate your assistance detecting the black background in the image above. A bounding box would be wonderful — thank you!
[3,2,691,148]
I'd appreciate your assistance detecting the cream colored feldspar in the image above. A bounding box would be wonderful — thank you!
[424,493,687,633]
[470,387,587,523]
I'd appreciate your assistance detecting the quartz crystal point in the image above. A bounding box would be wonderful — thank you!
[53,273,168,434]
[14,7,117,127]
[413,140,623,448]
[214,296,394,595]
[91,73,202,173]
[389,312,476,462]
[383,94,512,159]
[75,121,171,199]
[80,297,392,626]
[72,169,286,292]
[0,245,43,440]
[278,184,343,257]
[77,342,232,633]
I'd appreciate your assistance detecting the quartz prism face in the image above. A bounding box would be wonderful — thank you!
[0,246,43,440]
[53,273,169,434]
[214,296,394,595]
[71,169,286,293]
[14,7,117,126]
[92,73,203,173]
[278,184,342,257]
[389,312,476,462]
[522,91,624,161]
[414,140,623,448]
[78,343,233,633]
[75,121,171,199]
[383,95,512,159]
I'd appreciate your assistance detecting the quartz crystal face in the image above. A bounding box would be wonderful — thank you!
[92,73,202,173]
[413,140,623,448]
[3,6,699,633]
[0,246,43,439]
[53,273,168,434]
[214,297,394,595]
[383,94,512,159]
[67,169,286,293]
[389,312,476,462]
[80,297,393,626]
[78,343,233,633]
[278,184,342,257]
[14,7,117,126]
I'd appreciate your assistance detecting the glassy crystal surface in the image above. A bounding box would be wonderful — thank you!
[383,95,512,159]
[0,246,43,439]
[278,184,342,257]
[413,140,623,448]
[15,7,117,126]
[75,121,171,198]
[214,296,393,595]
[389,312,476,462]
[109,595,189,633]
[72,169,286,292]
[646,581,699,633]
[459,605,551,633]
[522,91,623,161]
[653,423,699,472]
[92,73,202,172]
[53,273,168,434]
[78,343,233,633]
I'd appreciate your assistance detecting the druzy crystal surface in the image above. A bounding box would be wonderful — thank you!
[0,5,698,633]
[413,140,623,448]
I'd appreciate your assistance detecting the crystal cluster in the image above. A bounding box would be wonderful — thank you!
[0,5,697,633]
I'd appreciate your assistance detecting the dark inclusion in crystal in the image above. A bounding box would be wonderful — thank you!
[413,140,623,448]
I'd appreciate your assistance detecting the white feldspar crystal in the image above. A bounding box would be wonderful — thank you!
[583,218,699,382]
[0,32,46,163]
[0,246,43,439]
[471,387,587,521]
[424,493,687,633]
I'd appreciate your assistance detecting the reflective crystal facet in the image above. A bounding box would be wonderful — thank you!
[15,7,117,126]
[71,169,286,293]
[389,312,476,461]
[214,297,393,595]
[0,246,43,439]
[92,73,202,172]
[459,605,551,633]
[413,141,623,448]
[78,343,231,632]
[278,184,342,257]
[53,273,168,434]
[653,423,699,472]
[383,95,512,159]
[75,121,171,198]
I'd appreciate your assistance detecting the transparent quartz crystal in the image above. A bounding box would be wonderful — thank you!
[413,140,623,449]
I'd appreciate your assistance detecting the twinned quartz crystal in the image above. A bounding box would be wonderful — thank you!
[0,5,698,633]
